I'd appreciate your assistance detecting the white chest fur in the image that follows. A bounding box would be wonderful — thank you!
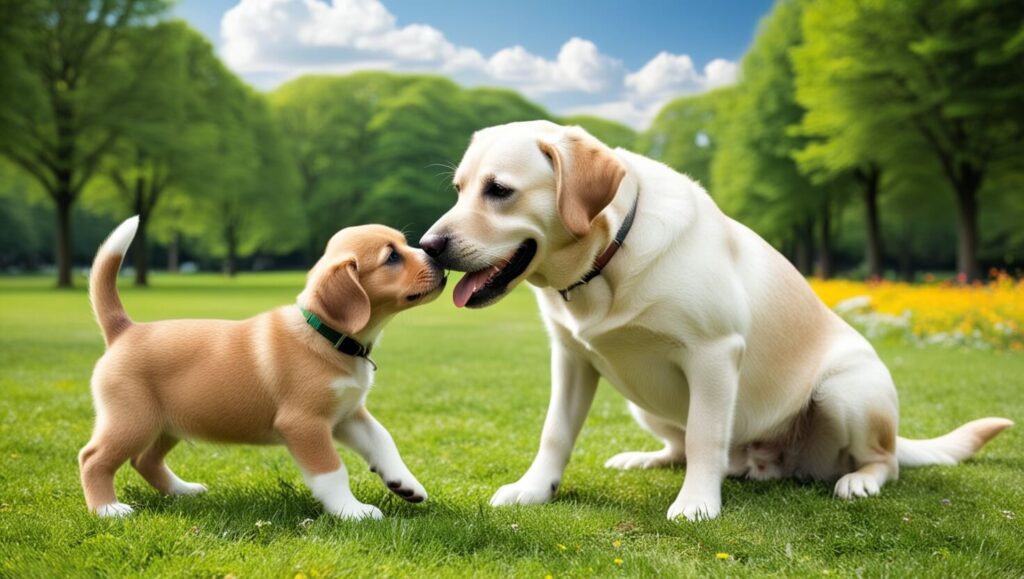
[328,360,374,424]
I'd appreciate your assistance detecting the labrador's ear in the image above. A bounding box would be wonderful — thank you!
[309,257,370,335]
[539,131,626,239]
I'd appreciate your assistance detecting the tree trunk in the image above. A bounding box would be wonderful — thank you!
[134,215,149,286]
[899,221,914,282]
[794,219,814,275]
[817,203,833,280]
[134,176,149,286]
[225,225,238,277]
[953,175,981,283]
[862,168,883,280]
[167,231,179,273]
[55,196,73,288]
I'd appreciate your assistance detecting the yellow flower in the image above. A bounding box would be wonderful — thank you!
[614,558,623,565]
[716,552,730,560]
[557,544,567,551]
[612,539,622,549]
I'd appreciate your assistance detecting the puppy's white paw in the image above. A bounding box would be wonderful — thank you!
[373,465,427,503]
[96,502,134,518]
[604,449,684,470]
[168,480,208,496]
[667,494,721,522]
[490,480,557,507]
[834,472,881,500]
[327,501,384,521]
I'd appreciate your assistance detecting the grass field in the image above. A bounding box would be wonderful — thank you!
[1,273,1022,577]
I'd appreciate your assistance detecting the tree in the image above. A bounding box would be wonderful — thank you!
[560,115,637,150]
[0,0,171,287]
[640,89,732,188]
[795,0,1024,281]
[711,0,842,276]
[270,73,414,261]
[89,22,202,285]
[186,78,302,275]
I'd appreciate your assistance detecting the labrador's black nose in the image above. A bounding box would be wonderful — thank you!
[419,234,448,257]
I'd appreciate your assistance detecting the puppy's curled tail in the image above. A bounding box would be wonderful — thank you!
[897,417,1013,467]
[90,216,139,347]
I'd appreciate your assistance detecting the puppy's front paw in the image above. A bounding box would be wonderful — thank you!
[327,500,384,520]
[489,479,557,507]
[667,494,721,522]
[604,449,684,470]
[96,502,134,518]
[834,472,881,500]
[383,476,427,503]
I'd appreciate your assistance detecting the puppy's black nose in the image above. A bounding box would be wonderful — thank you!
[419,234,448,257]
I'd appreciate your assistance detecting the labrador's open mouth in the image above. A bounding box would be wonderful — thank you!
[453,240,537,308]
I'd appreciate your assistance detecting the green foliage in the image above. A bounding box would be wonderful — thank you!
[559,115,637,150]
[793,0,1024,280]
[711,0,825,247]
[271,73,552,249]
[639,89,732,187]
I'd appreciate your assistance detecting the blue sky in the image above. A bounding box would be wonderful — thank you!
[175,0,774,127]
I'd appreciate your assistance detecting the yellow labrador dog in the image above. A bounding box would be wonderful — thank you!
[82,217,444,518]
[420,120,1012,521]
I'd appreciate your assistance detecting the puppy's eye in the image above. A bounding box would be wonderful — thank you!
[385,249,401,265]
[484,180,514,200]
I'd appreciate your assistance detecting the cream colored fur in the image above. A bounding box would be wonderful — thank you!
[423,120,1013,521]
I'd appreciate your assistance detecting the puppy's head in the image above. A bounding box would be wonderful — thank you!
[421,121,625,308]
[301,225,446,335]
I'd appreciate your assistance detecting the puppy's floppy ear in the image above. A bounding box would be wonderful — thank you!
[539,130,626,239]
[309,256,370,335]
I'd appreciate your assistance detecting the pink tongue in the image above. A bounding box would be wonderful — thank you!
[453,267,499,308]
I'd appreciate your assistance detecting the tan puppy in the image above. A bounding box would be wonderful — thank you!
[81,217,445,518]
[421,120,1012,521]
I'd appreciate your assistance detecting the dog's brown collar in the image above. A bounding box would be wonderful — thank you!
[558,189,639,301]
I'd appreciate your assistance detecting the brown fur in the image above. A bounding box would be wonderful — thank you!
[540,130,626,239]
[80,224,444,514]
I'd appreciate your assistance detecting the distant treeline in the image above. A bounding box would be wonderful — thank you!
[1,0,1021,287]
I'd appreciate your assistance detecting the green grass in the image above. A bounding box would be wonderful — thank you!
[1,273,1022,577]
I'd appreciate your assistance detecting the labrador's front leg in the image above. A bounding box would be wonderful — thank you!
[668,336,744,521]
[334,407,427,503]
[491,340,599,506]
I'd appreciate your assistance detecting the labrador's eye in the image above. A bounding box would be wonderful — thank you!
[386,249,401,265]
[484,180,514,199]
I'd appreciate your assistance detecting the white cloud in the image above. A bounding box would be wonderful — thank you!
[219,0,737,129]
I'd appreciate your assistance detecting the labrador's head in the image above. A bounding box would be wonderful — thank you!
[301,225,446,334]
[421,121,626,308]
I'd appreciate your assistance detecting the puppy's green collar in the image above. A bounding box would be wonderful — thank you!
[299,306,376,370]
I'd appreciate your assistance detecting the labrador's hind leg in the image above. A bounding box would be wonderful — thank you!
[605,402,686,470]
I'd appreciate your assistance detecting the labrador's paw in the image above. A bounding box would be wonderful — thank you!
[604,449,684,470]
[834,472,881,500]
[489,479,557,507]
[667,494,721,522]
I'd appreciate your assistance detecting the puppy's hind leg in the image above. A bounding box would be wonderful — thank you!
[130,433,207,497]
[605,402,686,470]
[80,417,158,517]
